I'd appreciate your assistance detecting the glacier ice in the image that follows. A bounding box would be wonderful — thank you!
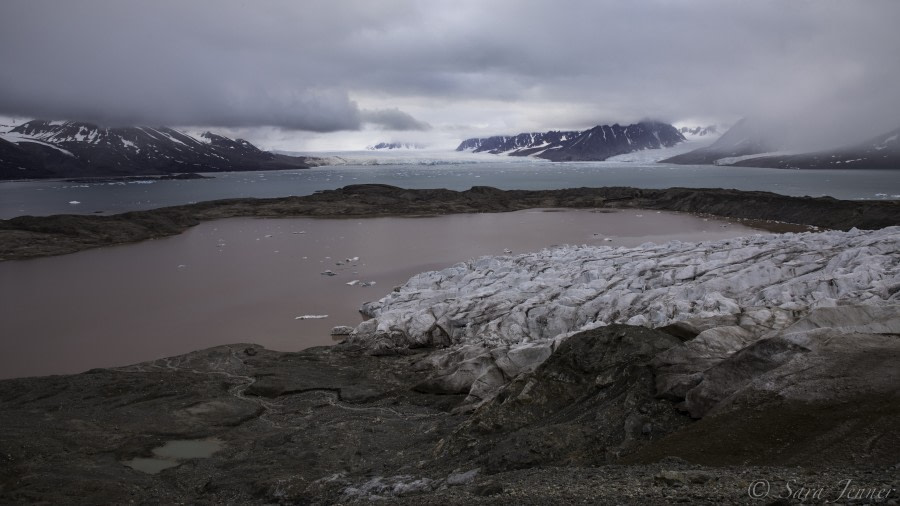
[344,227,899,404]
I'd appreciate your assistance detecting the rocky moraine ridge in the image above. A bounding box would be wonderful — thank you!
[457,121,685,161]
[2,185,898,261]
[1,186,899,504]
[0,120,324,179]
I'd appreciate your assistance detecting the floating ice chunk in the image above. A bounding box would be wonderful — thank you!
[347,280,360,286]
[293,231,306,234]
[321,270,337,276]
[295,315,328,320]
[68,200,80,205]
[331,326,355,336]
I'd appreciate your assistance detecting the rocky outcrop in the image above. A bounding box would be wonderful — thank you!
[457,121,685,161]
[3,185,898,261]
[434,325,689,472]
[654,305,900,417]
[0,120,321,179]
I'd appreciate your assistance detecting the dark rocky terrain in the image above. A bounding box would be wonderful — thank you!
[0,120,322,180]
[663,119,900,170]
[2,184,899,261]
[1,323,896,504]
[457,121,685,161]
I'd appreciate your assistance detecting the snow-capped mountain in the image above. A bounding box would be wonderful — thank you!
[0,120,318,180]
[456,129,580,155]
[724,126,900,170]
[660,118,781,165]
[457,121,685,162]
[366,142,424,150]
[663,118,900,170]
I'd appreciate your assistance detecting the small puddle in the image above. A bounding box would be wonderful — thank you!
[123,438,222,474]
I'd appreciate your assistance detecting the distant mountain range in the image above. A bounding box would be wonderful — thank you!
[0,120,321,180]
[723,127,900,170]
[457,121,685,161]
[660,119,780,165]
[662,119,900,170]
[366,142,424,150]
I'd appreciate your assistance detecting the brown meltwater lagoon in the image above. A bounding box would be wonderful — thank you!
[0,209,772,379]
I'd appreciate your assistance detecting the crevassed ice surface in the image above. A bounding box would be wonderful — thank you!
[350,227,900,350]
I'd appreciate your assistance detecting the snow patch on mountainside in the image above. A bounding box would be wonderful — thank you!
[0,131,76,157]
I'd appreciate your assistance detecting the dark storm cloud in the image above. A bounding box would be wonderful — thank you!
[1,0,899,143]
[361,108,431,131]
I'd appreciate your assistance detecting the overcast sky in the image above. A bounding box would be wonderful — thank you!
[2,0,899,150]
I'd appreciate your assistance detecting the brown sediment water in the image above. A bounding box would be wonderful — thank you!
[0,209,766,379]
